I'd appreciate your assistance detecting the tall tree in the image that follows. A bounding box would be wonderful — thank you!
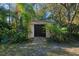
[61,3,79,24]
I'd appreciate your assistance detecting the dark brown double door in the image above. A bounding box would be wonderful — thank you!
[34,24,46,37]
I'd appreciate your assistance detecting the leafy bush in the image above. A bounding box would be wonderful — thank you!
[12,32,29,43]
[0,28,9,43]
[46,23,79,43]
[46,23,68,43]
[67,24,79,34]
[0,27,29,44]
[0,20,29,44]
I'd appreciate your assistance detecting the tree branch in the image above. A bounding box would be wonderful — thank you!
[61,3,67,9]
[71,4,79,23]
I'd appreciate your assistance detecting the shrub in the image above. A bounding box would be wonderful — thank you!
[0,28,29,44]
[46,23,68,43]
[0,28,9,44]
[12,32,29,43]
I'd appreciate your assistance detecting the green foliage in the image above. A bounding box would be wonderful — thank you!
[67,24,79,34]
[0,28,29,44]
[46,23,79,43]
[11,32,29,43]
[0,28,9,43]
[0,20,10,43]
[0,6,8,21]
[0,3,35,44]
[46,23,68,42]
[0,3,79,44]
[61,27,68,33]
[0,20,11,29]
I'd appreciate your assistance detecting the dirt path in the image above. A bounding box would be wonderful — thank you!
[0,37,79,56]
[18,37,79,56]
